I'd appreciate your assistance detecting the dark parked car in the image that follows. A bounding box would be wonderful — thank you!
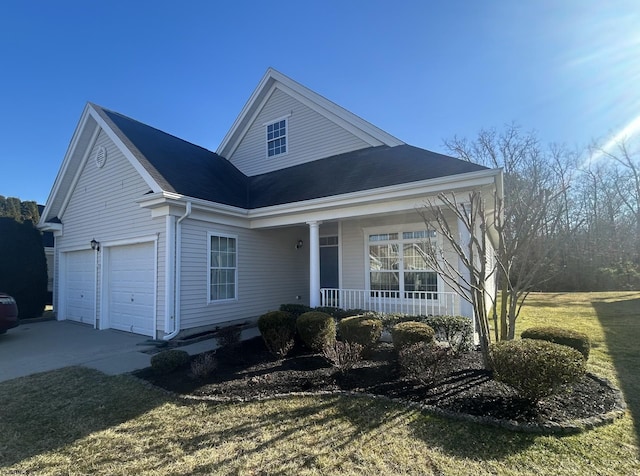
[0,293,19,334]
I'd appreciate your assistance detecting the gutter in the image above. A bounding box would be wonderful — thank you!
[163,201,192,340]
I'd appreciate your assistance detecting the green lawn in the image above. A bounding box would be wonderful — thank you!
[1,292,639,475]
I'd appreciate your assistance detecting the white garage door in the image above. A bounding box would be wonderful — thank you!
[65,250,95,324]
[107,242,155,337]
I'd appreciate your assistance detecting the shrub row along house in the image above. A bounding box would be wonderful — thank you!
[39,68,502,340]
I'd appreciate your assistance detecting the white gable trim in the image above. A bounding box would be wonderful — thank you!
[39,104,97,225]
[216,68,404,158]
[39,103,165,227]
[57,125,101,219]
[88,106,163,194]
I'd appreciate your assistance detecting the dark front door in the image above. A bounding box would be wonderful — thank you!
[320,246,339,289]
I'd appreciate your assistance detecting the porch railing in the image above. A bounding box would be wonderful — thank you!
[320,288,461,316]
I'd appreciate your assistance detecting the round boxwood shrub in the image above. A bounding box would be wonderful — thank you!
[491,339,586,403]
[391,321,435,351]
[296,311,336,352]
[338,315,383,349]
[258,310,297,358]
[279,303,311,318]
[422,315,474,353]
[150,349,190,374]
[521,326,591,360]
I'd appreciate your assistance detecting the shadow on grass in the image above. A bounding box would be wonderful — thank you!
[170,395,421,475]
[0,366,168,468]
[592,296,640,446]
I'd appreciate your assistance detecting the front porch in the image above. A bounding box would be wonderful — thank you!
[319,288,465,317]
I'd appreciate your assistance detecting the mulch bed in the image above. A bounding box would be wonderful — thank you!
[135,336,623,430]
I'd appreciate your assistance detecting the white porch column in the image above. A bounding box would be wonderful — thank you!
[307,220,322,307]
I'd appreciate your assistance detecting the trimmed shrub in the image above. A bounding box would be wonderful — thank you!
[314,307,366,319]
[322,340,363,374]
[150,349,190,374]
[190,351,218,379]
[338,315,383,349]
[279,303,311,318]
[521,326,591,360]
[391,321,435,351]
[296,311,336,352]
[422,315,474,353]
[258,311,297,358]
[216,325,242,347]
[398,341,451,384]
[378,312,414,332]
[491,339,586,402]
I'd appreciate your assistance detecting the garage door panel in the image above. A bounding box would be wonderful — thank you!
[65,250,95,324]
[107,242,155,337]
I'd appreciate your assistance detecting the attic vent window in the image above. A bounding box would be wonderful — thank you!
[95,146,107,169]
[266,119,287,157]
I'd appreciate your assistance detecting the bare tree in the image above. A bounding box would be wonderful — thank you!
[418,189,497,367]
[419,125,571,366]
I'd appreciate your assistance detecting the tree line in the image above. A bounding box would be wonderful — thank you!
[444,124,640,294]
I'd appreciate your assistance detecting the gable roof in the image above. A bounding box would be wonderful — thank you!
[40,70,493,228]
[217,68,404,159]
[89,105,488,210]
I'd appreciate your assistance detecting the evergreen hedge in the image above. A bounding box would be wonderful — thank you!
[0,217,47,318]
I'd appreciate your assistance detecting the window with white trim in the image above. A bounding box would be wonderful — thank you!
[208,233,237,301]
[368,229,438,299]
[266,119,287,157]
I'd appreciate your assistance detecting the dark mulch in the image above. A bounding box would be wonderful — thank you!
[136,337,620,425]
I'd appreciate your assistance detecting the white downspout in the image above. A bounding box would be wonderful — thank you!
[163,201,192,340]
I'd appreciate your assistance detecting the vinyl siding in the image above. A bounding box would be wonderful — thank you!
[229,87,371,176]
[179,219,309,333]
[55,130,166,333]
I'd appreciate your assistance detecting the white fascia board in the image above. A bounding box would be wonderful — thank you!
[37,222,63,233]
[219,83,277,159]
[137,169,500,230]
[216,70,274,156]
[56,124,102,219]
[269,70,404,147]
[216,68,404,158]
[87,106,163,194]
[138,192,250,224]
[39,104,97,226]
[247,168,501,224]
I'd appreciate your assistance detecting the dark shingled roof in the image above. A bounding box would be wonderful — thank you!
[98,107,249,208]
[248,145,487,208]
[94,105,488,209]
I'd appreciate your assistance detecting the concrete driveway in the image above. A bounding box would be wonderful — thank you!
[0,320,158,382]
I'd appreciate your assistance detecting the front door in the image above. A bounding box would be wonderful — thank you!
[320,236,339,289]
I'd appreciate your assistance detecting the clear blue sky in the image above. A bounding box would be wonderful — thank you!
[1,0,638,205]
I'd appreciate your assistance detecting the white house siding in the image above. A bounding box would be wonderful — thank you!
[55,129,166,334]
[229,88,371,176]
[178,219,308,334]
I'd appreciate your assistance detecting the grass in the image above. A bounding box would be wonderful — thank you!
[1,292,639,475]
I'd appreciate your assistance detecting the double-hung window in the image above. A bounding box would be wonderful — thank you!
[266,118,287,157]
[209,233,237,302]
[368,229,438,299]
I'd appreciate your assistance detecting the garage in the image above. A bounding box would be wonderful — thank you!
[105,241,156,337]
[64,250,96,324]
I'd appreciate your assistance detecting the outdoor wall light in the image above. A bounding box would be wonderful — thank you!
[90,239,100,251]
[296,239,304,249]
